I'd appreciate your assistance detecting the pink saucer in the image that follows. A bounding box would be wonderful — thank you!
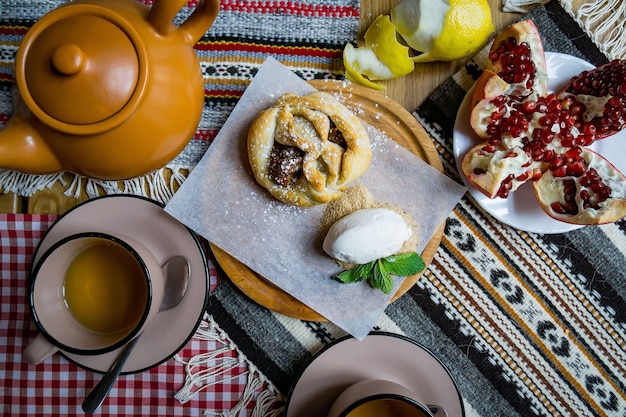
[30,195,208,374]
[285,332,464,417]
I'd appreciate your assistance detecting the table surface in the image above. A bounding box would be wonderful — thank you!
[1,2,622,417]
[0,0,587,215]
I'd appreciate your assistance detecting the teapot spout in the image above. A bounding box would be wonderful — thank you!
[0,115,63,175]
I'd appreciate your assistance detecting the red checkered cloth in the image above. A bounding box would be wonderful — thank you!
[0,214,279,416]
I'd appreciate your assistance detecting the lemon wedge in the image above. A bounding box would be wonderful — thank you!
[342,14,414,90]
[391,0,494,63]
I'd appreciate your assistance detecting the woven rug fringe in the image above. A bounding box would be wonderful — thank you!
[504,0,625,60]
[174,313,284,417]
[0,166,188,205]
[570,0,626,60]
[0,170,65,196]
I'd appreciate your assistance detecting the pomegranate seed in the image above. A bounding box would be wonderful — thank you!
[516,171,529,181]
[570,102,585,115]
[490,107,506,122]
[551,202,565,213]
[541,131,555,144]
[582,123,596,136]
[591,182,606,193]
[564,147,582,158]
[522,101,537,114]
[600,117,613,127]
[487,125,500,136]
[497,175,515,198]
[580,175,590,187]
[552,166,567,177]
[607,110,622,120]
[491,96,507,106]
[550,201,577,215]
[567,161,586,176]
[563,179,577,193]
[489,51,501,62]
[587,168,601,181]
[543,150,554,162]
[607,96,622,108]
[488,137,501,146]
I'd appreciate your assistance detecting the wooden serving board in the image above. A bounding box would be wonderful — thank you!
[210,79,445,322]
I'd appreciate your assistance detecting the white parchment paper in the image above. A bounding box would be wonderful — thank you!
[165,57,466,339]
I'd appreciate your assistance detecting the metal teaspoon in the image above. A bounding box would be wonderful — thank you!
[82,255,190,414]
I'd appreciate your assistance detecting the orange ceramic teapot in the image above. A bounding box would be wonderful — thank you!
[0,0,219,180]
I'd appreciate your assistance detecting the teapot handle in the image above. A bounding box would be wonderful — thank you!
[148,0,219,45]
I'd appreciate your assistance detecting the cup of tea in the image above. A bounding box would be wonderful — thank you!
[327,379,447,417]
[23,231,165,365]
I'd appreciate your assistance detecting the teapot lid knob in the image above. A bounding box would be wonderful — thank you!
[51,43,85,76]
[15,5,147,132]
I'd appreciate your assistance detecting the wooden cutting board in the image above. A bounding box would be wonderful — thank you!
[210,79,444,322]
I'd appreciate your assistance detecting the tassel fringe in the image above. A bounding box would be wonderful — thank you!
[569,0,626,60]
[174,313,284,417]
[0,166,188,205]
[0,170,66,196]
[503,0,625,61]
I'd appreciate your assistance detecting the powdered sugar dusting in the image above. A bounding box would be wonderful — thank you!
[225,189,308,244]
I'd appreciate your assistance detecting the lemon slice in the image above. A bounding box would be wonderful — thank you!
[342,15,414,90]
[391,0,494,63]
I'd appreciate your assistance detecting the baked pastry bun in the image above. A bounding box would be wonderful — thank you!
[247,91,372,206]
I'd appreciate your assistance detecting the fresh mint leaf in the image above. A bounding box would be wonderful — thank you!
[370,259,385,290]
[381,252,425,276]
[333,261,373,283]
[332,269,360,284]
[354,261,375,279]
[372,260,394,294]
[331,252,425,294]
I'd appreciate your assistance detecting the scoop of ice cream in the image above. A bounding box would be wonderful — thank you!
[322,208,412,264]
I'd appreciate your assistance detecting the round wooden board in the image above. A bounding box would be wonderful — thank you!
[210,79,445,322]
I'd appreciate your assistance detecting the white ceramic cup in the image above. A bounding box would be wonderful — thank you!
[327,379,447,417]
[23,232,165,365]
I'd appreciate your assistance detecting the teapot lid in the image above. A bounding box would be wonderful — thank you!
[16,5,148,133]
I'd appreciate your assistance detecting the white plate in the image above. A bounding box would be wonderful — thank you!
[453,52,626,234]
[30,195,209,374]
[284,332,464,417]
